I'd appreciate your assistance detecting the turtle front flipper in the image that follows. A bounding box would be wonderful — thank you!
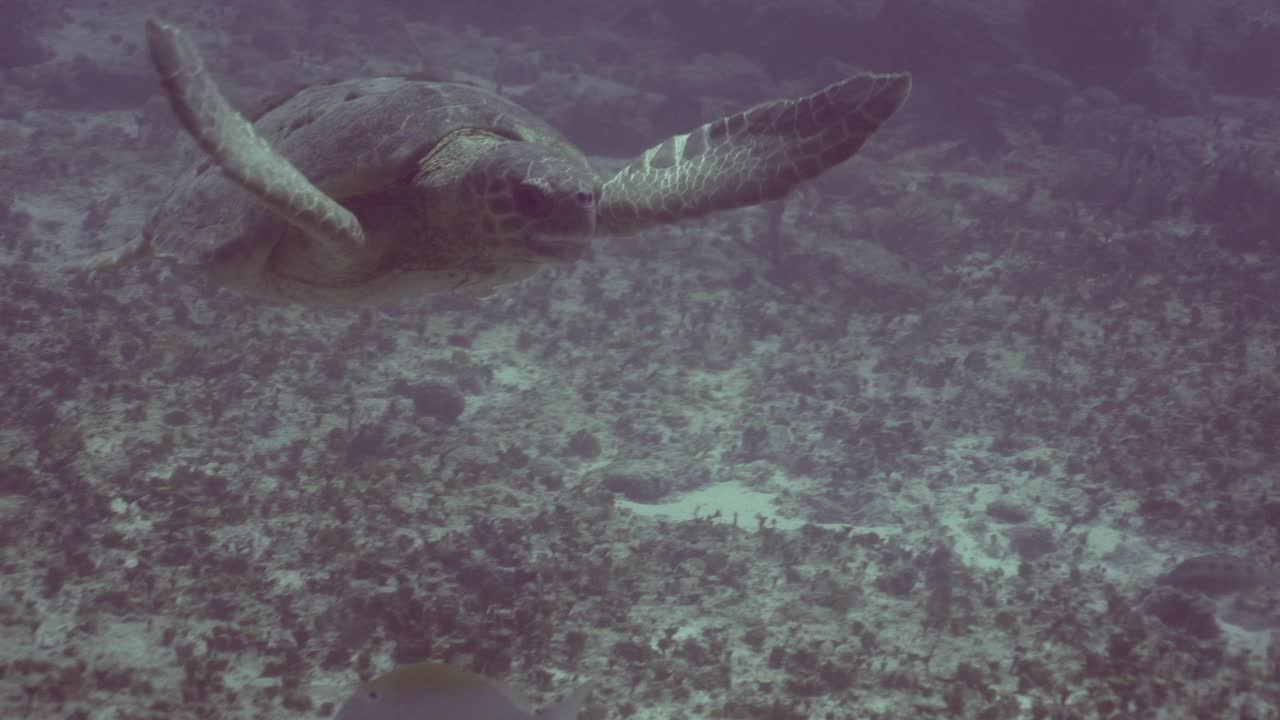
[145,19,366,257]
[596,71,911,238]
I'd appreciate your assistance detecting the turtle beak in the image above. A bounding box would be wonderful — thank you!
[583,188,598,237]
[524,184,596,261]
[581,196,597,238]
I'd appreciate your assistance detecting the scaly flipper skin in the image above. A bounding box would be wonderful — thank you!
[597,71,911,237]
[144,19,366,256]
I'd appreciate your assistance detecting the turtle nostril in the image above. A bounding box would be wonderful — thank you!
[574,191,595,207]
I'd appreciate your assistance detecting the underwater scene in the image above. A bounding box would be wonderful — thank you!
[1,1,1278,718]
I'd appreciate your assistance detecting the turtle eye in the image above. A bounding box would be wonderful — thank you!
[513,182,554,219]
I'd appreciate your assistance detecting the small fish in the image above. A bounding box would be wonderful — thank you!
[1158,554,1275,596]
[335,662,591,720]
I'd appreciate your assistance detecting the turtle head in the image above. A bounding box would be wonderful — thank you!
[462,139,600,265]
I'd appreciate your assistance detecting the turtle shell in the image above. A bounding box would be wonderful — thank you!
[146,77,591,293]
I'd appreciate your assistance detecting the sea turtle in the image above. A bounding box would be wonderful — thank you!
[66,19,911,305]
